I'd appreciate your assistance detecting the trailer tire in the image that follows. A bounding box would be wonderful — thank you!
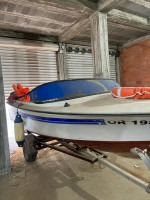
[23,134,38,162]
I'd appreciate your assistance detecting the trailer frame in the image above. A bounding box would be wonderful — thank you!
[23,132,150,193]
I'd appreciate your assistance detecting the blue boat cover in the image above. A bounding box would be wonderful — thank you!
[29,79,120,102]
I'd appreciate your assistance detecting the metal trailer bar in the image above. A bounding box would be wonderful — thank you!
[98,158,150,193]
[40,141,98,164]
[82,149,150,193]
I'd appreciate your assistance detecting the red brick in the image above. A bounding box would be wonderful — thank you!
[121,39,150,87]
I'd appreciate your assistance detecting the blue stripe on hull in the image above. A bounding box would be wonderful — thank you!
[20,112,106,125]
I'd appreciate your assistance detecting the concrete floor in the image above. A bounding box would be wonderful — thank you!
[1,148,150,200]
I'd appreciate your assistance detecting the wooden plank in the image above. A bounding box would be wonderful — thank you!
[0,30,58,43]
[0,58,11,175]
[129,0,150,9]
[59,14,90,43]
[0,21,62,36]
[97,0,127,13]
[0,37,59,51]
[108,9,148,26]
[59,0,125,42]
[59,0,97,10]
[108,9,150,32]
[67,39,91,46]
[123,34,150,47]
[108,21,150,34]
[91,12,110,78]
[60,1,149,42]
[0,10,72,27]
[4,0,91,16]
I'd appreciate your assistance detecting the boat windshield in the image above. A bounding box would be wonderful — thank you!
[29,79,120,103]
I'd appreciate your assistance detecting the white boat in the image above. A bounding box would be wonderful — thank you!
[7,79,150,152]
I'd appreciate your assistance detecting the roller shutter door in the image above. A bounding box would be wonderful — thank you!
[66,51,93,79]
[66,45,116,80]
[109,50,117,81]
[0,42,58,99]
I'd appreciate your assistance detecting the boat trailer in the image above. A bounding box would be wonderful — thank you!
[23,131,150,194]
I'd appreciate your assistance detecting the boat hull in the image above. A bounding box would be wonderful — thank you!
[67,140,150,152]
[8,105,150,152]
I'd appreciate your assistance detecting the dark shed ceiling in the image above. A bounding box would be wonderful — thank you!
[0,0,149,47]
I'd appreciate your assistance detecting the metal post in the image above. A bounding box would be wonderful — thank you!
[0,57,11,175]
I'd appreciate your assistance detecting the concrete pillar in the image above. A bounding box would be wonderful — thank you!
[0,58,11,175]
[57,43,67,80]
[91,12,110,78]
[116,54,121,85]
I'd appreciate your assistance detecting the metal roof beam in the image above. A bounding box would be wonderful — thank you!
[123,34,150,47]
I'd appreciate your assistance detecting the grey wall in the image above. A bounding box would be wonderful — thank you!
[0,58,11,175]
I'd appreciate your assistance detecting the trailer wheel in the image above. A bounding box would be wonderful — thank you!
[23,134,38,162]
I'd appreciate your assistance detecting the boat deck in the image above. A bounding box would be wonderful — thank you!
[10,93,150,115]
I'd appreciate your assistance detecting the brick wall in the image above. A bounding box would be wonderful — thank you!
[121,39,150,86]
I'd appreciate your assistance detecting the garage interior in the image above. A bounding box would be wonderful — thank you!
[0,0,150,199]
